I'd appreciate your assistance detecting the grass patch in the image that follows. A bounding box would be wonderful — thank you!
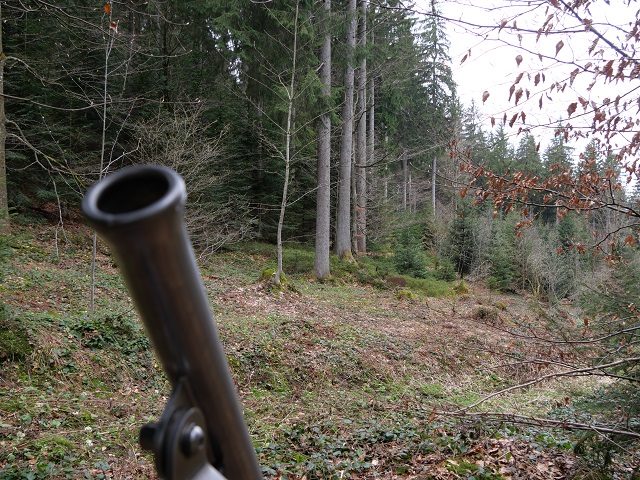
[405,275,455,297]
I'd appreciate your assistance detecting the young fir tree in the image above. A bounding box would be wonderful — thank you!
[487,218,517,292]
[445,202,475,278]
[541,130,574,224]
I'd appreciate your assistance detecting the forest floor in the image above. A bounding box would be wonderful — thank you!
[0,222,637,479]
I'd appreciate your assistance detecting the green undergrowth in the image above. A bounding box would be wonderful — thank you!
[1,225,636,478]
[224,241,455,298]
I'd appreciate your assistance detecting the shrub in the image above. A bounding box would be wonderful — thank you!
[472,305,499,323]
[434,257,456,282]
[494,301,507,311]
[392,219,432,278]
[395,289,414,301]
[68,314,150,356]
[452,281,469,295]
[393,244,429,278]
[443,207,476,277]
[405,276,454,297]
[387,277,408,288]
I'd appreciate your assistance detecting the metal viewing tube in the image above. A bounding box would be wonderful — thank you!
[82,165,262,480]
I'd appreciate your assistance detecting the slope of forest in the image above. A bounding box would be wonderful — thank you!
[2,4,640,476]
[1,222,637,479]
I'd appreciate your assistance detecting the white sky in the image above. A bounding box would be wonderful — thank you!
[432,0,636,157]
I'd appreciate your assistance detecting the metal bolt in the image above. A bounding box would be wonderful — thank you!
[181,423,205,457]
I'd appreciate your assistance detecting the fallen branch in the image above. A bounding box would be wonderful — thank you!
[434,410,640,440]
[449,357,640,414]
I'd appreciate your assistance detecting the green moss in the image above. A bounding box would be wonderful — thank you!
[0,304,33,362]
[452,280,469,295]
[395,289,415,301]
[421,383,446,399]
[494,301,507,311]
[260,268,277,282]
[472,305,499,322]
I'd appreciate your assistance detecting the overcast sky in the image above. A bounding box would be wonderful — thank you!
[429,0,635,156]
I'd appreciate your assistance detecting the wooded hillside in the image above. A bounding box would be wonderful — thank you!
[1,0,639,478]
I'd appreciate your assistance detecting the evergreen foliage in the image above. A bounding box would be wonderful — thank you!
[444,203,475,278]
[486,218,517,292]
[1,0,630,334]
[392,220,430,278]
[579,251,640,383]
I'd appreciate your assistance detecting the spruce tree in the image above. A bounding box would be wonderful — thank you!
[487,218,517,292]
[445,203,475,278]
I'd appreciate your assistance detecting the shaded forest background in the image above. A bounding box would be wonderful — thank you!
[1,0,639,477]
[3,0,639,293]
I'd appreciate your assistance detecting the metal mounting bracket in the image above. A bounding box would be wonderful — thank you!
[139,378,227,480]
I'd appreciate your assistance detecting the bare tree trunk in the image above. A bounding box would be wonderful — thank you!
[314,0,332,280]
[430,0,437,218]
[255,98,265,237]
[0,2,7,228]
[351,160,358,252]
[402,156,408,210]
[409,171,413,212]
[432,155,436,215]
[335,0,357,260]
[355,0,367,254]
[384,173,388,201]
[276,2,300,286]
[367,32,375,211]
[90,11,116,314]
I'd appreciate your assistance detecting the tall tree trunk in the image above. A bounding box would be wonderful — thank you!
[314,0,332,280]
[402,156,408,210]
[351,160,358,252]
[355,0,367,254]
[0,2,7,228]
[409,170,413,212]
[276,2,300,286]
[432,155,436,215]
[255,98,265,237]
[430,0,437,217]
[384,169,388,201]
[90,10,116,314]
[367,28,375,214]
[335,0,357,259]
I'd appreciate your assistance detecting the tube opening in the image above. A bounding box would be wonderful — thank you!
[97,171,170,215]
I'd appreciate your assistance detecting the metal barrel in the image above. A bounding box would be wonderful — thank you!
[82,165,262,480]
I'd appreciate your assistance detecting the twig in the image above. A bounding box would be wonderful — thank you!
[451,357,640,413]
[435,410,640,440]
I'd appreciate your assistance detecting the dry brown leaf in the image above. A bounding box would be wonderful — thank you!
[515,87,523,105]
